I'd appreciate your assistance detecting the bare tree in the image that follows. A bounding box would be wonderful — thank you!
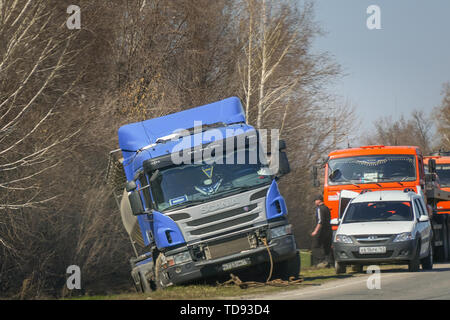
[364,110,433,154]
[434,82,450,149]
[0,0,81,211]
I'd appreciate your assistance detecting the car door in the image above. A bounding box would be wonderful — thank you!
[413,197,431,256]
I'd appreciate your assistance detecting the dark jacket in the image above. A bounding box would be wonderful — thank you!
[315,204,331,240]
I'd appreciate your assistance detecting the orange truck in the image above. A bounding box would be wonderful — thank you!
[313,145,450,261]
[424,151,450,260]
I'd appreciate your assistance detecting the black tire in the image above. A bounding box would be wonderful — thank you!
[273,250,301,280]
[335,261,346,274]
[408,241,421,272]
[154,254,171,289]
[434,222,449,262]
[421,241,433,270]
[139,272,153,293]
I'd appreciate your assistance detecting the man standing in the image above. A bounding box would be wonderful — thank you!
[311,194,332,267]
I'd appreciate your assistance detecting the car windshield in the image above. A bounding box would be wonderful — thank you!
[149,148,272,212]
[342,201,414,223]
[328,155,416,185]
[436,164,450,187]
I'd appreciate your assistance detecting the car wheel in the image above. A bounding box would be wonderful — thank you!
[335,261,346,274]
[421,241,433,270]
[408,241,421,272]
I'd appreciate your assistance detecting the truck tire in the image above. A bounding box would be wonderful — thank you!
[273,250,301,280]
[433,221,449,261]
[408,241,421,272]
[139,272,153,293]
[444,223,449,261]
[335,261,346,274]
[154,254,171,289]
[421,241,433,270]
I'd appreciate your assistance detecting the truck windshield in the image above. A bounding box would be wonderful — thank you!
[436,164,450,187]
[343,201,414,223]
[328,155,416,185]
[149,149,272,212]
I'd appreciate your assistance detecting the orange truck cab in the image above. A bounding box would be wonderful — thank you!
[424,154,450,215]
[321,145,426,230]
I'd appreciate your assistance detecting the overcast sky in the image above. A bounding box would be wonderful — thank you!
[311,0,450,140]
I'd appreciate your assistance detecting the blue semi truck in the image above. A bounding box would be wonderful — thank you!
[106,97,300,291]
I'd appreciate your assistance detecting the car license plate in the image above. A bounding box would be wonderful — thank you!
[359,246,386,254]
[222,258,251,271]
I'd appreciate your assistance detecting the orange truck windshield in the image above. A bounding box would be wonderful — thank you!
[327,155,416,185]
[436,164,450,188]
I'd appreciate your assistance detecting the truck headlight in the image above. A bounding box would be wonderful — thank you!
[335,234,353,244]
[393,232,413,242]
[166,251,192,266]
[270,224,292,238]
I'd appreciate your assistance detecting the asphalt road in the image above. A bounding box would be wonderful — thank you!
[250,263,450,300]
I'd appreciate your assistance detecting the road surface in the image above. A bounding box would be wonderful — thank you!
[249,263,450,300]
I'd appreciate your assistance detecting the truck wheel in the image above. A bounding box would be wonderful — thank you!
[434,222,449,261]
[408,241,421,272]
[421,242,433,270]
[139,272,154,293]
[273,250,301,280]
[154,254,171,289]
[444,223,449,261]
[335,261,346,274]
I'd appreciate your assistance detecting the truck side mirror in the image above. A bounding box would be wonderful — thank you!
[126,180,137,192]
[278,139,286,151]
[428,159,436,174]
[312,166,320,187]
[277,151,290,176]
[128,190,145,216]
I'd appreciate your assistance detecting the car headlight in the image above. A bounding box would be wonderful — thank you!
[393,232,413,242]
[335,234,353,244]
[166,251,192,267]
[270,224,292,238]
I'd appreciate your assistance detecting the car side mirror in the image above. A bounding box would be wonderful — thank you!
[330,218,340,226]
[418,215,429,222]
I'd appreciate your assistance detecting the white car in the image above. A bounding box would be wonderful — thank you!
[332,190,433,273]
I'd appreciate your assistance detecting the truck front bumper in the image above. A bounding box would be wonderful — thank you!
[160,234,297,286]
[333,240,417,265]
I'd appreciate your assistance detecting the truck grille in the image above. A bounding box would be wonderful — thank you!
[170,186,268,243]
[184,204,260,237]
[206,236,252,259]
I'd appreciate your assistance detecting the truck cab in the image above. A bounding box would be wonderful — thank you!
[110,97,299,291]
[321,145,425,228]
